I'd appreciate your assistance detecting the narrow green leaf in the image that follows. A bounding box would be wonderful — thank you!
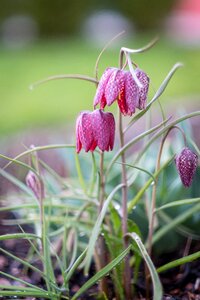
[158,211,200,241]
[42,205,57,293]
[134,111,200,167]
[116,162,156,183]
[84,183,124,275]
[106,117,170,175]
[3,143,75,170]
[128,157,174,212]
[75,153,87,195]
[0,155,35,173]
[157,251,200,274]
[0,270,45,291]
[126,233,163,300]
[66,229,78,271]
[64,248,87,283]
[155,197,200,212]
[153,202,200,245]
[0,168,34,196]
[0,247,43,276]
[89,152,97,196]
[72,245,131,300]
[0,233,40,241]
[125,63,183,132]
[0,290,54,299]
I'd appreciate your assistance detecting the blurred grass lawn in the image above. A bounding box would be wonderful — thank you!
[0,35,200,136]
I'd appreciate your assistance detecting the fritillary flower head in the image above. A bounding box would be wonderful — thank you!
[26,170,44,200]
[93,67,149,116]
[76,109,115,153]
[175,147,198,187]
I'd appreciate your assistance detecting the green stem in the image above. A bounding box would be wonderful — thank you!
[118,50,132,300]
[118,111,132,300]
[96,151,109,295]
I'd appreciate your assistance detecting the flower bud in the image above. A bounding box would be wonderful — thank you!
[175,147,198,187]
[26,171,44,200]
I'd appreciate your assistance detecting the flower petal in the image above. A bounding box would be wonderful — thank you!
[104,112,115,150]
[91,110,110,151]
[105,69,125,106]
[124,71,139,116]
[76,114,82,153]
[117,83,127,115]
[93,68,113,108]
[136,68,149,110]
[77,112,95,152]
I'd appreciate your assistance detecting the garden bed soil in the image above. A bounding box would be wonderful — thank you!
[0,211,200,299]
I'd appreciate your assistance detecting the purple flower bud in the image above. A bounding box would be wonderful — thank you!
[26,171,43,200]
[175,147,198,187]
[135,68,150,110]
[94,67,149,116]
[76,109,115,153]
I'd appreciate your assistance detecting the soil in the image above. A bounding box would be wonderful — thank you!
[0,211,200,300]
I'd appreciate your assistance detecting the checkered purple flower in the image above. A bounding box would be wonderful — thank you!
[76,109,115,153]
[175,147,198,187]
[94,67,149,116]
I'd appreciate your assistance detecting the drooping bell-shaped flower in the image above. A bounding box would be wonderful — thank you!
[175,147,198,187]
[76,109,115,153]
[26,170,44,200]
[94,67,149,116]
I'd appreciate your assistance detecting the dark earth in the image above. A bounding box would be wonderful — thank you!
[0,211,200,300]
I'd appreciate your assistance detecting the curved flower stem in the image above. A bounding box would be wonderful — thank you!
[119,36,159,66]
[94,30,125,82]
[146,125,187,296]
[30,74,98,90]
[118,50,133,300]
[30,147,45,250]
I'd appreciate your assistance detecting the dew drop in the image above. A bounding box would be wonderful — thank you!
[79,232,85,237]
[114,203,120,210]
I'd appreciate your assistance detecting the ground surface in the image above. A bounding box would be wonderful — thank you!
[0,211,200,299]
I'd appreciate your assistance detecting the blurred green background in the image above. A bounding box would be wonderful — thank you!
[0,0,200,136]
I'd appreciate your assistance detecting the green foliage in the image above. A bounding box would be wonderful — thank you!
[1,37,200,135]
[0,39,200,299]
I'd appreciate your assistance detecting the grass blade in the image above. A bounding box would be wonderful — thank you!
[127,157,174,212]
[3,144,75,170]
[125,63,183,133]
[116,162,156,183]
[0,233,40,241]
[153,202,200,245]
[157,251,200,274]
[84,183,124,275]
[75,153,88,195]
[64,248,87,283]
[0,270,45,291]
[106,117,170,175]
[133,111,200,167]
[72,245,131,300]
[126,233,163,300]
[155,197,200,212]
[0,246,43,276]
[0,168,34,196]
